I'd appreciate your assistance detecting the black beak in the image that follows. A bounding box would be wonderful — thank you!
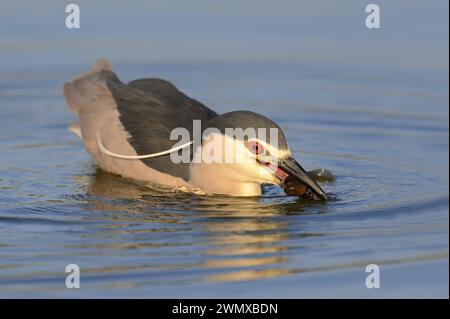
[278,156,328,200]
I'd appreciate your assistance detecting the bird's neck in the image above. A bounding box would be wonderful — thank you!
[188,163,262,196]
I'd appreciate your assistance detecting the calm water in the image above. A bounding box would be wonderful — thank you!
[0,1,448,298]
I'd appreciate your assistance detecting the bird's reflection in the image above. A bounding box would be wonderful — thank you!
[74,169,329,283]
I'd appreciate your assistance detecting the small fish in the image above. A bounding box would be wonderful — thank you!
[282,169,334,199]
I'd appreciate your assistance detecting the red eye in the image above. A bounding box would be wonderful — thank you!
[248,141,264,155]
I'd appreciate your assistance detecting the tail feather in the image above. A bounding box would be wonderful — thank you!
[63,59,115,115]
[93,58,112,71]
[68,121,81,139]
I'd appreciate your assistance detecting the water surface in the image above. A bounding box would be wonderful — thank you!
[0,1,448,298]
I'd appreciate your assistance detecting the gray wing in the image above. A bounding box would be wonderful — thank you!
[106,78,218,181]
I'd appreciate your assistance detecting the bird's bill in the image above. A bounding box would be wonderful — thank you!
[276,156,328,200]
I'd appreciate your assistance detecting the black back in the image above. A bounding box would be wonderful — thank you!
[107,77,217,181]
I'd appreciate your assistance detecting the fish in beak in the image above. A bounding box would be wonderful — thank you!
[263,156,328,200]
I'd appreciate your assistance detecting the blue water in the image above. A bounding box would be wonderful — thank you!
[0,1,448,298]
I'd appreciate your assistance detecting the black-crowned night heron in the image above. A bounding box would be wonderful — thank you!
[63,59,328,199]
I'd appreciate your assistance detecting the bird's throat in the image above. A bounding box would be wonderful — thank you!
[188,164,262,196]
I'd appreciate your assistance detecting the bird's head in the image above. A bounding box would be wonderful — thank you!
[189,111,327,199]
